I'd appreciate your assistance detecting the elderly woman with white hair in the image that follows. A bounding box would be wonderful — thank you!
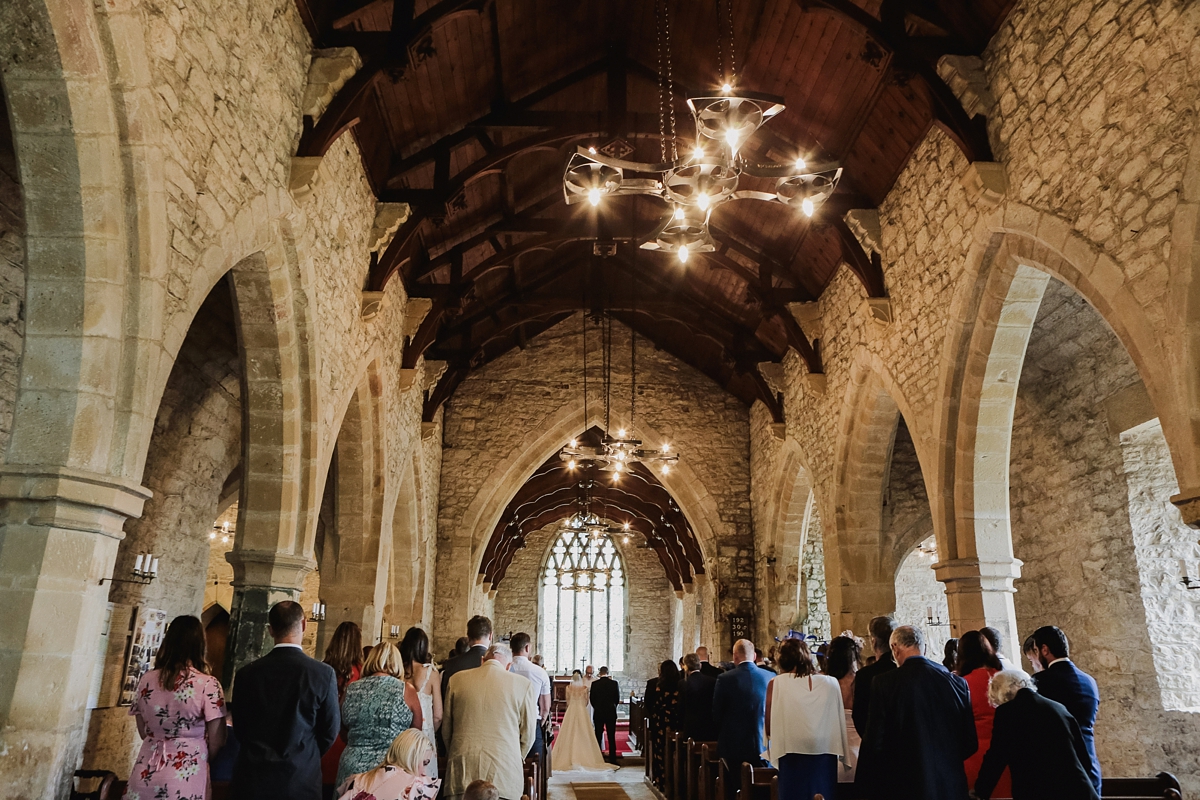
[973,670,1099,800]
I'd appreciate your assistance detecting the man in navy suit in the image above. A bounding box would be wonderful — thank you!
[712,638,770,798]
[858,625,976,800]
[231,600,340,800]
[1029,625,1101,794]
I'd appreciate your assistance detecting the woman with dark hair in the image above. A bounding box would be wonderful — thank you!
[765,639,851,800]
[824,635,862,782]
[957,630,1010,797]
[400,626,442,777]
[944,638,960,672]
[126,615,227,799]
[646,659,681,790]
[321,622,364,799]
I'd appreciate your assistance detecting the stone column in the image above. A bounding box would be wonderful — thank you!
[315,562,383,656]
[0,466,151,800]
[223,549,315,689]
[830,579,896,639]
[935,557,1023,657]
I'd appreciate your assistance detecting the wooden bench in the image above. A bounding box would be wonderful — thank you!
[1102,773,1183,800]
[645,718,655,782]
[697,744,721,800]
[686,739,717,800]
[523,757,540,800]
[738,763,777,800]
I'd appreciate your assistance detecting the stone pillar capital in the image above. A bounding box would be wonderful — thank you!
[933,556,1023,593]
[0,464,153,538]
[225,549,315,591]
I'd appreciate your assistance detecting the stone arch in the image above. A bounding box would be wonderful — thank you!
[830,353,933,634]
[435,397,721,654]
[315,361,386,651]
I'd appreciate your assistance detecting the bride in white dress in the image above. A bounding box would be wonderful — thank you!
[551,671,618,772]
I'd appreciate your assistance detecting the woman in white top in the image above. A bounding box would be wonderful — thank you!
[400,626,443,778]
[765,639,852,800]
[551,670,617,772]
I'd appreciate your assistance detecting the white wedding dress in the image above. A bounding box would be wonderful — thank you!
[551,684,618,772]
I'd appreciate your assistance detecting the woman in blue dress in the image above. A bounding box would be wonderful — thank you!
[337,642,424,785]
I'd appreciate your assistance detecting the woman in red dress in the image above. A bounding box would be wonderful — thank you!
[957,630,1011,798]
[320,622,364,800]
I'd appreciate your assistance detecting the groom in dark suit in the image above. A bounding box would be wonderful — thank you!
[590,666,621,762]
[230,600,340,800]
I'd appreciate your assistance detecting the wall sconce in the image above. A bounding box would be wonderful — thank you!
[101,553,158,586]
[926,606,950,627]
[389,625,401,639]
[1180,560,1200,590]
[309,602,326,622]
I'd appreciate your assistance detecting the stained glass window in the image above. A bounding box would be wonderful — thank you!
[541,527,625,673]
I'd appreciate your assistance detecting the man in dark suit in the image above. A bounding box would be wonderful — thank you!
[590,666,622,762]
[858,625,976,800]
[1029,625,1101,794]
[441,614,493,698]
[679,653,718,742]
[712,639,770,798]
[852,615,897,738]
[975,670,1099,800]
[696,645,723,678]
[230,600,340,800]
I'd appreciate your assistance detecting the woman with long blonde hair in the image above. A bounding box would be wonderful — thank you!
[336,728,441,800]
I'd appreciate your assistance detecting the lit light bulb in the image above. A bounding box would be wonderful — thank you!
[795,156,806,171]
[612,470,621,481]
[221,535,230,544]
[209,531,216,540]
[674,206,685,220]
[623,522,631,530]
[662,442,670,451]
[222,521,230,532]
[801,197,815,217]
[588,188,602,207]
[614,461,623,472]
[662,464,671,475]
[725,129,739,148]
[696,193,710,211]
[568,460,577,470]
[623,535,631,544]
[588,146,597,154]
[569,438,577,448]
[678,245,689,264]
[617,428,627,438]
[722,83,732,93]
[693,145,704,159]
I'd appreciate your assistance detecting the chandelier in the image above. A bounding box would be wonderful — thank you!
[561,0,843,262]
[558,311,678,479]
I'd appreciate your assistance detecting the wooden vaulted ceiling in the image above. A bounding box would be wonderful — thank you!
[477,428,705,592]
[292,0,1016,421]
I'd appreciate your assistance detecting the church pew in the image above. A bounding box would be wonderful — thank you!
[645,719,654,782]
[715,758,732,800]
[687,740,717,800]
[1101,773,1183,799]
[523,757,539,800]
[673,734,689,800]
[698,744,721,800]
[738,763,777,800]
[665,729,680,798]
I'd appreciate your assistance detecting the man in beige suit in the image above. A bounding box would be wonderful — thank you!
[443,642,538,800]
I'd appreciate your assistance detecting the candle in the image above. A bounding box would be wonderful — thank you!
[926,605,933,620]
[134,554,144,573]
[150,557,159,576]
[1182,559,1191,582]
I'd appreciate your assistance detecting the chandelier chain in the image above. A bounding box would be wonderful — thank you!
[726,0,736,86]
[656,0,667,162]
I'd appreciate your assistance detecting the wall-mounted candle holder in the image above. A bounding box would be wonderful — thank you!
[926,606,950,627]
[309,602,326,622]
[101,552,159,586]
[1180,560,1200,590]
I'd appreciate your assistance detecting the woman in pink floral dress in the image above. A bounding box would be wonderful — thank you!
[125,615,227,800]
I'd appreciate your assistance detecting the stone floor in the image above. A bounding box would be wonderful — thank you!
[548,762,658,800]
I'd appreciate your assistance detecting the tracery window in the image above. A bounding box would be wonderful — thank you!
[541,527,625,673]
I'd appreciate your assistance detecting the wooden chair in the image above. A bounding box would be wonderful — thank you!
[686,740,716,800]
[738,763,777,800]
[1102,773,1183,799]
[69,770,119,800]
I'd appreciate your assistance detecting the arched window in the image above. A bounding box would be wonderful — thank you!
[541,527,625,673]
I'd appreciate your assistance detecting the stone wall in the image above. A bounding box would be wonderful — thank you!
[894,539,952,660]
[434,313,751,658]
[492,520,677,692]
[799,502,831,641]
[1010,277,1200,788]
[0,90,23,454]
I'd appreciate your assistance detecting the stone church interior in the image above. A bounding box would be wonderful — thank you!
[3,0,1200,796]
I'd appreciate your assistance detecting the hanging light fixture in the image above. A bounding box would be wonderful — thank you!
[561,0,843,255]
